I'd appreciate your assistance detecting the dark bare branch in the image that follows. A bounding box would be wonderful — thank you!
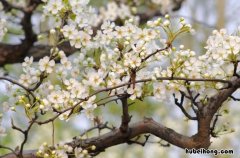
[210,113,222,137]
[173,93,197,120]
[120,96,131,133]
[230,95,240,101]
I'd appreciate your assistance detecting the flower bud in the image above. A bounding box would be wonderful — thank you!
[11,107,16,111]
[180,45,184,49]
[82,149,88,155]
[91,145,96,150]
[165,14,170,19]
[163,20,170,27]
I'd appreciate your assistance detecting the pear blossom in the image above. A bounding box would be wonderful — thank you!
[55,150,68,158]
[75,147,90,158]
[43,0,64,15]
[153,82,167,101]
[22,57,33,68]
[81,96,97,110]
[59,111,71,121]
[48,90,64,104]
[62,24,77,39]
[39,56,55,73]
[69,31,83,49]
[83,107,96,120]
[60,57,72,70]
[101,21,115,34]
[127,84,143,100]
[19,74,32,87]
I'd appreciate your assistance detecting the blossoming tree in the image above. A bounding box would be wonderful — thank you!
[0,0,239,158]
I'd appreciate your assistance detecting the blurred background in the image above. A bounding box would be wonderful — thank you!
[1,0,240,157]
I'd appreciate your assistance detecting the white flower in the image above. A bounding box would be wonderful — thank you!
[101,21,115,34]
[124,53,141,68]
[44,0,64,15]
[70,31,83,49]
[70,0,89,6]
[55,150,68,158]
[19,74,32,87]
[60,57,72,70]
[59,111,71,121]
[81,96,97,110]
[75,147,90,158]
[48,91,64,104]
[114,26,125,39]
[127,84,143,100]
[22,56,33,67]
[58,50,66,58]
[83,70,104,88]
[62,24,77,39]
[39,56,55,73]
[28,68,40,83]
[111,63,126,74]
[153,82,167,101]
[81,31,91,47]
[83,107,95,120]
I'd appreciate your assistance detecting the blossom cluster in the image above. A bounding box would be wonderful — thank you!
[99,1,134,22]
[23,5,233,130]
[41,0,97,49]
[3,0,236,129]
[37,142,95,158]
[0,16,194,129]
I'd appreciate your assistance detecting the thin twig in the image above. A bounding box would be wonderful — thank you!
[0,145,17,156]
[230,95,240,101]
[173,93,197,120]
[52,121,55,146]
[210,113,222,137]
[18,115,38,158]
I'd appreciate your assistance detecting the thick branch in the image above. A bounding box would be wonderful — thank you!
[2,117,212,158]
[0,42,76,66]
[0,0,43,66]
[68,117,211,154]
[120,96,131,132]
[0,0,24,12]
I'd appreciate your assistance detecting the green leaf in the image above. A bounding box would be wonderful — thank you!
[69,13,76,21]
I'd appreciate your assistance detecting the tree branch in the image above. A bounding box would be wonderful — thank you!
[173,93,197,120]
[230,95,240,101]
[120,96,131,133]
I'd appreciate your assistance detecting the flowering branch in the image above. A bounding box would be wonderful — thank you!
[1,1,240,158]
